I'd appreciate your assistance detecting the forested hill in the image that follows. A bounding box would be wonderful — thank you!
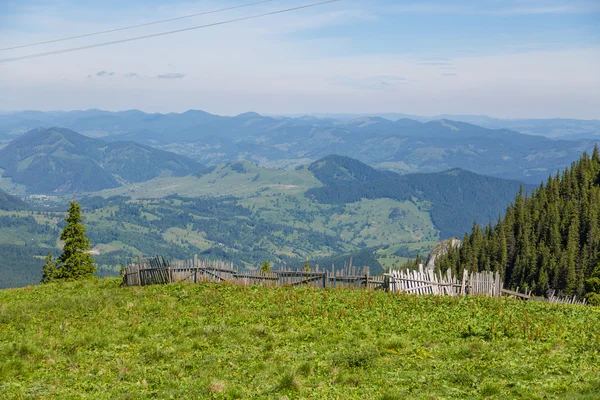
[0,189,28,211]
[436,146,600,303]
[0,127,203,193]
[306,156,531,238]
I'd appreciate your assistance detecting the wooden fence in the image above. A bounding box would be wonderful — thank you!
[548,290,587,306]
[387,267,503,297]
[124,256,386,290]
[122,255,587,305]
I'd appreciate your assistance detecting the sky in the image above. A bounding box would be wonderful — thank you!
[0,0,599,118]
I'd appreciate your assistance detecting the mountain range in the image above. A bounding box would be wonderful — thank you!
[0,110,597,184]
[0,127,202,193]
[0,112,597,288]
[0,151,532,288]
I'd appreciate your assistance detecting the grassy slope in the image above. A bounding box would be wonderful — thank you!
[1,280,598,399]
[90,163,439,264]
[98,162,320,199]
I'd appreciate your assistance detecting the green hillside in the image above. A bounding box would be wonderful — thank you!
[0,157,532,288]
[0,188,28,211]
[0,128,202,193]
[0,211,60,288]
[307,156,532,238]
[437,147,600,301]
[0,279,598,399]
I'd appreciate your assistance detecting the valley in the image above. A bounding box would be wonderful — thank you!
[0,144,528,288]
[0,120,595,289]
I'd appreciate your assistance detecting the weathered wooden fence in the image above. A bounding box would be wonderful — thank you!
[387,267,503,296]
[124,257,386,290]
[122,256,586,304]
[548,290,587,306]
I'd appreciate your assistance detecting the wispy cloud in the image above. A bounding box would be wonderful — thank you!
[96,71,115,77]
[418,62,454,66]
[441,72,458,76]
[157,73,186,79]
[124,72,139,78]
[330,75,411,91]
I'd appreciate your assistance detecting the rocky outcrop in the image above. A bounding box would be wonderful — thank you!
[425,238,462,271]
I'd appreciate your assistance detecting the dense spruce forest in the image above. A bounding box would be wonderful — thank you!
[436,147,600,302]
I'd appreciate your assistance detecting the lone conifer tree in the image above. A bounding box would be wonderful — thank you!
[40,252,57,284]
[55,201,96,280]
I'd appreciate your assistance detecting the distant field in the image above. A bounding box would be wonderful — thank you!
[0,280,598,399]
[98,162,322,199]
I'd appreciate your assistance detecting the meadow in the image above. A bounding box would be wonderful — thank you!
[1,279,599,399]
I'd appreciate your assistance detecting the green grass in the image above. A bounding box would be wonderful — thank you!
[1,279,599,399]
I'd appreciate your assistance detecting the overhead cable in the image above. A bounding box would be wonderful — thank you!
[0,0,342,64]
[0,0,280,51]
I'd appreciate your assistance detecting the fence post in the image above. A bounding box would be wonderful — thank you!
[322,272,327,289]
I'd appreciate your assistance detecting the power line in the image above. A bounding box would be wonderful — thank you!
[0,0,279,52]
[0,0,342,64]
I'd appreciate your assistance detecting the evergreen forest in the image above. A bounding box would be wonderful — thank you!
[436,146,600,302]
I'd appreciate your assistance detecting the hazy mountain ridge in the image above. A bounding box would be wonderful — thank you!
[0,127,202,193]
[0,110,597,183]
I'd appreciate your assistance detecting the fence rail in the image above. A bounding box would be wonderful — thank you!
[122,255,586,305]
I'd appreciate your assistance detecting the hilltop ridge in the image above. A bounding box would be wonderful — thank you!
[0,127,202,193]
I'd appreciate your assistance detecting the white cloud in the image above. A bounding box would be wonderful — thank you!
[157,73,186,79]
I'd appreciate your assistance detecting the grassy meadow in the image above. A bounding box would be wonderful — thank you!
[1,279,599,399]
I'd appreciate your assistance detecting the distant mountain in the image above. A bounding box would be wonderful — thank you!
[297,113,600,140]
[0,110,597,183]
[0,189,28,211]
[0,128,202,193]
[308,155,391,185]
[306,156,533,238]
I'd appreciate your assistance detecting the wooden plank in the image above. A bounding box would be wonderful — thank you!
[501,288,531,300]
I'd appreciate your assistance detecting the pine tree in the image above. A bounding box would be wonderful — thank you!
[55,201,96,280]
[40,252,57,284]
[261,261,271,273]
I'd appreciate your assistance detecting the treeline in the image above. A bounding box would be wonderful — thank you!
[437,147,600,302]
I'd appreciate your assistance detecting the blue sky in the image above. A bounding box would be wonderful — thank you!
[0,0,598,118]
